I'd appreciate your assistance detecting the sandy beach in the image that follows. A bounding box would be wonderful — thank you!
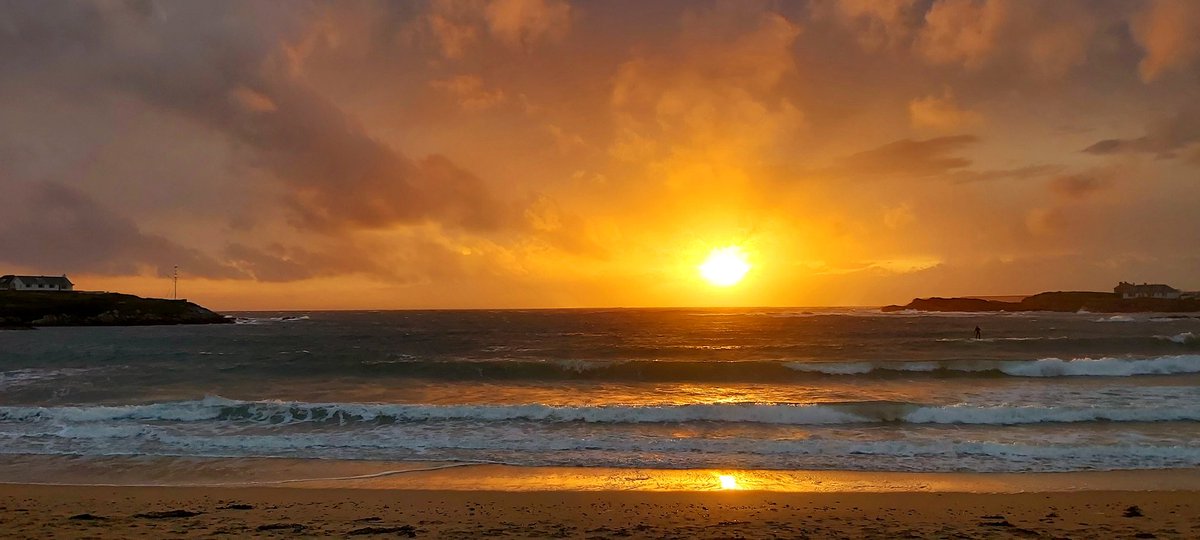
[3,483,1197,539]
[3,457,1200,538]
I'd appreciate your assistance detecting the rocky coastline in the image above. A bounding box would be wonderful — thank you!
[883,291,1200,313]
[0,291,230,327]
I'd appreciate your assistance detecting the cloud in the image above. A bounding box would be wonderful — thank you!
[0,182,243,279]
[425,0,570,57]
[832,135,978,178]
[883,203,916,228]
[908,89,983,131]
[823,0,922,52]
[484,0,571,49]
[427,3,480,59]
[914,0,1099,77]
[1132,0,1200,82]
[608,5,804,166]
[949,164,1061,184]
[66,3,513,233]
[1083,109,1200,157]
[223,240,400,282]
[1048,173,1111,199]
[431,74,507,111]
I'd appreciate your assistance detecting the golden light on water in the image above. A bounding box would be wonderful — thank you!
[699,247,751,287]
[718,474,740,490]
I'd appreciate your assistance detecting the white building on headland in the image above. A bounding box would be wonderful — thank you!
[1114,281,1181,299]
[0,275,74,291]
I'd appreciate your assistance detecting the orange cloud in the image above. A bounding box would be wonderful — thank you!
[431,74,507,111]
[908,90,982,131]
[825,0,921,52]
[484,0,571,49]
[1133,0,1200,82]
[915,0,1098,77]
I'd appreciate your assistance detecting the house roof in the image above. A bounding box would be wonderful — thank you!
[1116,282,1179,293]
[0,275,74,287]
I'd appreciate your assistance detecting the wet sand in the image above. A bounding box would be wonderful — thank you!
[2,484,1197,539]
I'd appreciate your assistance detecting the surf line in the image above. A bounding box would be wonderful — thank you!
[0,461,496,489]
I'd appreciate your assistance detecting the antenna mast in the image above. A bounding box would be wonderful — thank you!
[173,265,178,300]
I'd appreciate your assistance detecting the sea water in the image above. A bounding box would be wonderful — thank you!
[1,308,1198,473]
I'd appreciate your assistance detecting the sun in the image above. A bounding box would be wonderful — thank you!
[698,246,751,287]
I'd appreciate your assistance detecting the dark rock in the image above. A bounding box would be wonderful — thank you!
[133,509,203,519]
[218,503,254,510]
[256,523,306,532]
[0,291,230,327]
[979,520,1014,527]
[1124,505,1144,517]
[68,513,106,520]
[883,291,1200,313]
[347,525,417,537]
[1134,533,1156,539]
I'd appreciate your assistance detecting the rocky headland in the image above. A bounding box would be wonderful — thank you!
[883,291,1200,313]
[0,291,230,327]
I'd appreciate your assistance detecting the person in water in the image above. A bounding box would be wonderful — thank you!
[974,326,982,339]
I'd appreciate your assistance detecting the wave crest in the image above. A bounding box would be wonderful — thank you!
[5,397,1199,427]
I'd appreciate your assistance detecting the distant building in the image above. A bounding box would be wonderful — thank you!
[1114,281,1181,299]
[0,275,74,291]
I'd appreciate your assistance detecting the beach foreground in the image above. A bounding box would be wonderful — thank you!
[3,483,1197,539]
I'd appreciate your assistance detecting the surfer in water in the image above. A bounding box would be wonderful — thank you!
[974,326,982,339]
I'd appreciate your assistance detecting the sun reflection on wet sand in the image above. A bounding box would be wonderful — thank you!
[718,474,740,490]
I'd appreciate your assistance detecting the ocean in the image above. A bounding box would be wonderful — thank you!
[1,308,1198,474]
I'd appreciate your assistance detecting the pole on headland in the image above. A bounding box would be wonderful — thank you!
[173,265,178,300]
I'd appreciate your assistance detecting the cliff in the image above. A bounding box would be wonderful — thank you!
[0,291,231,327]
[882,291,1200,313]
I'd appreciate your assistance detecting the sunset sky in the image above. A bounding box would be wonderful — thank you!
[1,0,1197,309]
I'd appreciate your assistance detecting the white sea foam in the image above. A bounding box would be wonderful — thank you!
[1095,315,1136,322]
[0,368,96,390]
[785,355,1200,377]
[1156,332,1197,345]
[5,396,1200,426]
[934,336,1069,342]
[5,421,1200,473]
[998,355,1200,377]
[234,315,311,325]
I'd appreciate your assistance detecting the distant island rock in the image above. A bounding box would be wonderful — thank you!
[0,291,231,327]
[883,291,1200,313]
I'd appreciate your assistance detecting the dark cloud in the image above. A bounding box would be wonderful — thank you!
[833,135,978,178]
[1083,109,1200,158]
[1049,173,1111,199]
[2,1,513,234]
[223,243,322,283]
[950,164,1061,184]
[0,182,244,279]
[223,241,395,283]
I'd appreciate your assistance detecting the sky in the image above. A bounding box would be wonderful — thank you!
[1,0,1197,310]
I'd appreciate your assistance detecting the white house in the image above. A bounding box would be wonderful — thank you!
[0,275,74,291]
[1114,281,1181,299]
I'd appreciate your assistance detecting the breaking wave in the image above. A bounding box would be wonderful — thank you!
[211,354,1200,381]
[786,355,1200,377]
[5,396,1200,426]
